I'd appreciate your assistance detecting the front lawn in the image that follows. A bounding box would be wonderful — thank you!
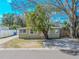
[3,39,43,48]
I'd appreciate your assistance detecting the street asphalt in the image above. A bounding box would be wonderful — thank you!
[0,49,79,59]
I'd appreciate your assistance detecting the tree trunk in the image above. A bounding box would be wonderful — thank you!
[43,31,48,39]
[69,21,77,38]
[70,27,76,38]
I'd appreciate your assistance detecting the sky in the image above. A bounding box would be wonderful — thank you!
[0,0,69,24]
[0,0,13,24]
[0,0,12,15]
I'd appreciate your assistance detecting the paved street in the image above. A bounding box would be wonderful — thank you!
[0,49,79,59]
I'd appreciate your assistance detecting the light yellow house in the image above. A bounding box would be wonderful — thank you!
[18,27,61,39]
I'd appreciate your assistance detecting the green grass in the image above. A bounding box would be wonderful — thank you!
[4,39,43,48]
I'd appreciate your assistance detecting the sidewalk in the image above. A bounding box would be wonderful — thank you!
[0,35,18,45]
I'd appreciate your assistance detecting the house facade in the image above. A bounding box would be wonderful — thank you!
[19,27,61,39]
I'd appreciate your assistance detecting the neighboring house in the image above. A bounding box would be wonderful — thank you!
[18,27,61,39]
[0,26,17,38]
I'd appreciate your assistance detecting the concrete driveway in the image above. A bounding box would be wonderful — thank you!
[0,49,79,59]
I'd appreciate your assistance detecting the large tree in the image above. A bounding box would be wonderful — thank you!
[10,0,52,39]
[10,0,79,38]
[46,0,79,38]
[26,5,51,39]
[29,0,79,38]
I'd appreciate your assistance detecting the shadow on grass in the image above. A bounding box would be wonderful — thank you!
[60,49,79,56]
[43,39,79,56]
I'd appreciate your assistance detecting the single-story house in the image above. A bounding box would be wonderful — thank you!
[18,27,62,39]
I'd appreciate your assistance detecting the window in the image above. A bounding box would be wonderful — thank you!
[23,29,26,33]
[20,29,26,33]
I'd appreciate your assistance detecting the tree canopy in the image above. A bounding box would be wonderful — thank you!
[10,0,79,38]
[2,13,26,29]
[26,5,51,38]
